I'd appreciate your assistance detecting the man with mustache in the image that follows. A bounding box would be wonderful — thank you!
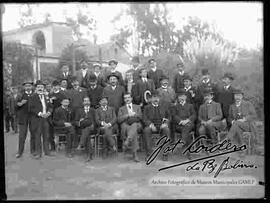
[105,59,124,86]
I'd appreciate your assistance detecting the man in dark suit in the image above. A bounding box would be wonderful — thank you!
[128,56,141,82]
[75,59,92,88]
[105,59,124,86]
[53,97,75,158]
[217,72,235,128]
[103,73,125,115]
[87,74,104,109]
[124,70,136,98]
[147,58,164,89]
[132,67,155,107]
[172,61,189,94]
[173,90,196,159]
[58,64,73,89]
[157,75,176,107]
[7,87,19,134]
[95,96,118,157]
[93,63,106,88]
[227,88,258,152]
[118,93,142,162]
[4,89,12,133]
[74,96,96,162]
[198,88,223,145]
[15,81,35,158]
[142,92,171,161]
[28,80,54,159]
[183,75,199,111]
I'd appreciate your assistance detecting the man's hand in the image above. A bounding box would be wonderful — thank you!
[160,123,168,129]
[64,122,72,127]
[17,99,27,106]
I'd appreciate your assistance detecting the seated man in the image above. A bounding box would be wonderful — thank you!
[198,88,223,145]
[227,88,258,153]
[95,96,118,157]
[118,93,142,162]
[74,96,96,162]
[142,91,171,161]
[173,89,196,159]
[53,97,75,158]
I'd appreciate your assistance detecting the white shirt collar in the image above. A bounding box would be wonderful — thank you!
[236,101,242,107]
[185,86,191,91]
[101,106,107,111]
[180,101,186,106]
[203,78,210,84]
[224,84,230,89]
[111,85,117,90]
[152,103,159,107]
[179,71,184,75]
[151,67,157,72]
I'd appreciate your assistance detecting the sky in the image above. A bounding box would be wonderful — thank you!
[2,2,263,53]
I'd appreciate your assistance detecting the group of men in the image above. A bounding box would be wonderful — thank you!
[5,56,258,163]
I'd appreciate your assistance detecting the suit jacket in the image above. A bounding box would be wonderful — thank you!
[75,69,92,88]
[173,102,196,124]
[16,91,34,124]
[87,85,104,109]
[143,103,170,127]
[53,106,73,127]
[48,91,66,111]
[66,87,88,110]
[95,106,117,127]
[74,106,95,128]
[93,72,107,87]
[147,68,164,89]
[28,93,53,118]
[198,101,223,122]
[228,100,257,124]
[133,78,155,105]
[127,67,141,82]
[172,72,189,93]
[197,80,218,105]
[157,86,176,105]
[118,104,142,124]
[216,85,235,119]
[58,72,73,89]
[124,80,136,99]
[103,85,125,113]
[183,86,200,111]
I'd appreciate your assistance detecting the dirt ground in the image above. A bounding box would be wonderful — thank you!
[4,131,265,200]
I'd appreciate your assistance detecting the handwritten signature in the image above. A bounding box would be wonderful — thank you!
[145,135,257,177]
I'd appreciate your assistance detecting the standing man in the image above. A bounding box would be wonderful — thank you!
[87,74,104,109]
[198,88,223,145]
[93,63,106,88]
[183,75,199,111]
[4,89,12,133]
[217,72,235,129]
[147,58,164,89]
[28,80,53,159]
[9,87,19,134]
[142,92,171,161]
[103,73,125,115]
[58,64,73,89]
[227,88,258,153]
[75,59,92,88]
[118,93,142,162]
[15,81,34,158]
[74,96,96,162]
[128,56,141,82]
[105,59,124,86]
[53,97,75,158]
[172,61,189,94]
[124,70,136,98]
[157,75,176,107]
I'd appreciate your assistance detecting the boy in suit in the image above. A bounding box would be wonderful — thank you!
[118,93,142,162]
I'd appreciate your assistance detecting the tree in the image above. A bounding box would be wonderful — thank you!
[18,5,37,28]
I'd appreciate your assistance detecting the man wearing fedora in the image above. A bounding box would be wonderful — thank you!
[147,58,164,89]
[157,75,176,107]
[217,72,236,129]
[227,88,258,152]
[75,58,92,89]
[15,80,35,158]
[198,88,223,145]
[87,74,104,109]
[93,63,106,88]
[105,59,124,86]
[103,73,125,115]
[172,61,189,94]
[28,80,54,158]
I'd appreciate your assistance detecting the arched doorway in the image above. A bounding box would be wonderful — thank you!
[32,30,46,54]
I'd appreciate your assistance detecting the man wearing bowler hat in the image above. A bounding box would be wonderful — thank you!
[172,61,189,93]
[87,74,104,109]
[28,80,54,159]
[106,59,124,86]
[15,80,35,158]
[198,88,223,145]
[147,58,164,89]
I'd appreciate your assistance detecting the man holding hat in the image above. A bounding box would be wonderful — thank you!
[75,58,92,89]
[157,75,176,106]
[28,80,54,158]
[103,72,125,114]
[15,80,35,158]
[147,58,164,89]
[87,74,104,109]
[198,88,223,145]
[227,88,258,153]
[106,59,124,86]
[172,61,189,93]
[217,72,236,128]
[173,89,196,159]
[93,63,106,88]
[142,91,171,161]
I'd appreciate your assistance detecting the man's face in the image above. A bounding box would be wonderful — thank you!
[61,80,67,88]
[52,85,60,92]
[61,99,70,108]
[100,98,108,106]
[184,80,191,87]
[204,94,213,102]
[149,60,156,68]
[109,76,118,86]
[140,70,147,78]
[24,84,32,91]
[151,96,160,105]
[89,81,97,87]
[94,66,101,73]
[126,72,133,81]
[36,85,44,94]
[72,81,79,88]
[177,65,184,72]
[222,77,231,86]
[109,63,117,70]
[132,61,139,68]
[124,94,132,104]
[234,93,243,102]
[161,80,169,88]
[81,61,88,69]
[62,65,69,73]
[202,75,210,82]
[46,84,52,92]
[83,97,91,106]
[178,95,187,103]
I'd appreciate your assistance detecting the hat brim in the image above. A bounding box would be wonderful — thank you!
[108,60,118,65]
[107,74,119,80]
[23,82,33,85]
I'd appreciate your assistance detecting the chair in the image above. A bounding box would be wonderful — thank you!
[96,133,118,158]
[54,129,67,152]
